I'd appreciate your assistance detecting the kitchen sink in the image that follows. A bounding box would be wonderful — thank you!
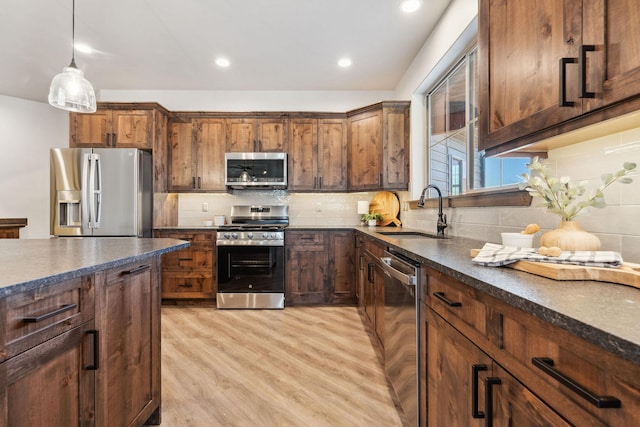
[376,231,447,240]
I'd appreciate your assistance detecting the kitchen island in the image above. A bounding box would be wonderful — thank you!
[0,237,188,427]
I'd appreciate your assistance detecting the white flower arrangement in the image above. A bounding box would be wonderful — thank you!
[518,157,637,221]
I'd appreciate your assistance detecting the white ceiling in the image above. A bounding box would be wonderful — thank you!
[0,0,452,103]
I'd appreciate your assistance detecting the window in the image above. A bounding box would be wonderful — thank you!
[427,46,529,196]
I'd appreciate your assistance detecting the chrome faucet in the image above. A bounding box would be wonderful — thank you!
[417,184,447,236]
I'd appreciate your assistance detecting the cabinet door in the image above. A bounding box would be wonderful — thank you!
[288,119,318,191]
[285,232,328,305]
[382,107,409,190]
[424,306,490,427]
[110,110,152,149]
[226,119,256,152]
[362,250,384,347]
[327,230,355,304]
[317,119,347,191]
[491,364,572,427]
[0,323,96,427]
[96,259,160,427]
[196,119,227,191]
[169,121,196,191]
[70,110,110,147]
[349,110,383,190]
[256,118,287,152]
[583,0,640,110]
[479,0,583,151]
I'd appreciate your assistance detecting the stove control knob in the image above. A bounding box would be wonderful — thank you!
[247,232,254,239]
[231,232,238,239]
[270,233,276,239]
[223,233,230,239]
[262,232,269,239]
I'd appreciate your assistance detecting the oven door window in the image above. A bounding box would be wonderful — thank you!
[217,246,285,292]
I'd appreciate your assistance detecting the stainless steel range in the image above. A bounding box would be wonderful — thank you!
[216,205,288,309]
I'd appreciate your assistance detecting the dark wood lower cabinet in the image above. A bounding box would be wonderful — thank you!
[421,262,640,426]
[0,255,161,427]
[95,258,160,427]
[423,305,569,427]
[0,323,96,427]
[285,230,355,305]
[154,230,216,300]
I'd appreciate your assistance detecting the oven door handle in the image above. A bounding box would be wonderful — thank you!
[380,256,417,287]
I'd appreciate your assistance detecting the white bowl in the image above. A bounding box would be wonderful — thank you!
[501,232,534,248]
[203,220,214,227]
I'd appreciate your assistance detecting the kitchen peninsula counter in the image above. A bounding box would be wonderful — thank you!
[0,237,188,297]
[357,226,640,365]
[0,237,188,427]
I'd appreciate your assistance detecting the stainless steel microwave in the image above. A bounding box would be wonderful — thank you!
[224,152,288,189]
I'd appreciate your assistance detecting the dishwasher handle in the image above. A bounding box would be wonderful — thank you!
[380,255,417,287]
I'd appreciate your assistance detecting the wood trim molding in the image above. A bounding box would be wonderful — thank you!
[407,188,532,210]
[0,218,27,227]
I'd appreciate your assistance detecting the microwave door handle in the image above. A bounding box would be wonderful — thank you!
[81,153,92,228]
[94,155,102,228]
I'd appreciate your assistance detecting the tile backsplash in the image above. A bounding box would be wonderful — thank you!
[403,125,640,262]
[173,124,640,262]
[178,191,377,227]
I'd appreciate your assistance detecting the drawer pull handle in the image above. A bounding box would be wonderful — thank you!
[178,258,193,262]
[86,329,100,370]
[23,303,77,323]
[433,291,462,307]
[472,364,488,419]
[532,357,621,408]
[120,265,151,276]
[484,377,501,427]
[177,283,194,288]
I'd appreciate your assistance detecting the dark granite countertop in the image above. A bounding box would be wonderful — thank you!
[0,238,188,297]
[356,226,640,365]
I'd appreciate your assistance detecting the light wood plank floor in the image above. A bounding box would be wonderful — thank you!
[160,305,405,427]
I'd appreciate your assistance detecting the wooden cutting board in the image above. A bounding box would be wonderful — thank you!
[470,249,640,289]
[369,191,401,226]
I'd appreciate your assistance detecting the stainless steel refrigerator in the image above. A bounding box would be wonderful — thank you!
[50,148,152,237]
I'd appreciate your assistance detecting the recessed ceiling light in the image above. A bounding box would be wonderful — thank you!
[400,0,422,13]
[338,57,352,68]
[74,43,93,54]
[215,57,231,67]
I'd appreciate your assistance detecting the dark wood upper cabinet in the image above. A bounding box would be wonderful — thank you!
[347,102,410,191]
[288,116,347,192]
[479,0,640,155]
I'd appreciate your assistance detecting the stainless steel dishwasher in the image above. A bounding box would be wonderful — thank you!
[381,249,420,426]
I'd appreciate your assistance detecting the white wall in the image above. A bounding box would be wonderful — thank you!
[393,0,478,199]
[0,95,68,238]
[98,90,394,112]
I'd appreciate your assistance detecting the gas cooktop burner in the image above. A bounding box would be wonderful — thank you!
[217,224,287,231]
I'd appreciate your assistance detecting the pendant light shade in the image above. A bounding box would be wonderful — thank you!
[48,0,96,113]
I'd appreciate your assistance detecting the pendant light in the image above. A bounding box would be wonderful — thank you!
[48,0,96,113]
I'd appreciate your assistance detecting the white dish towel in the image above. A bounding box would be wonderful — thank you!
[472,242,623,268]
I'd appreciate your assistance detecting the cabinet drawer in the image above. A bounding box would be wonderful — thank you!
[0,275,95,361]
[425,268,488,340]
[162,245,213,270]
[287,232,326,246]
[499,306,640,426]
[162,272,214,297]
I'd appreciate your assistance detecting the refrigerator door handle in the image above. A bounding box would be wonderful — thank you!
[94,155,102,228]
[81,153,92,228]
[88,153,99,229]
